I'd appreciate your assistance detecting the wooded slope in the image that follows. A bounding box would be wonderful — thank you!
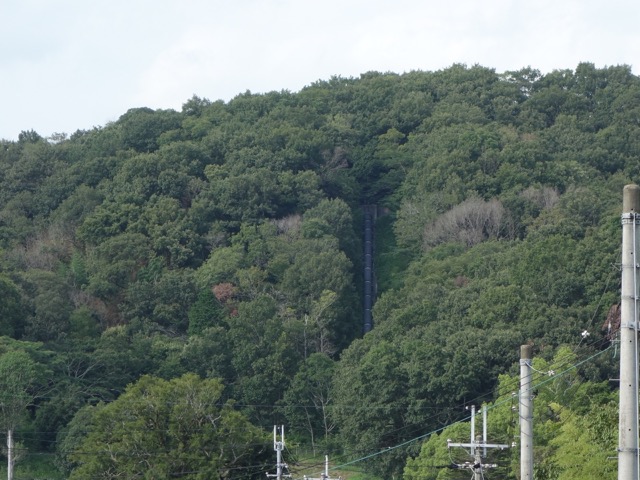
[0,63,635,478]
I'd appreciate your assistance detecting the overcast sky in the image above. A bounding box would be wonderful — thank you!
[1,0,638,140]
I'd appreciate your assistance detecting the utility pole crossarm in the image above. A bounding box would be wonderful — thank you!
[447,405,510,480]
[447,441,509,450]
[267,426,291,480]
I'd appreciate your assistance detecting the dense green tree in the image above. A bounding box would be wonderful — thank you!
[179,326,234,382]
[117,107,182,153]
[0,343,50,479]
[283,353,336,453]
[84,232,153,302]
[226,295,300,426]
[66,373,269,479]
[280,239,357,351]
[20,269,72,341]
[332,338,412,477]
[302,198,358,259]
[0,275,26,337]
[544,400,617,480]
[87,325,156,393]
[195,244,245,288]
[122,266,196,332]
[187,288,226,336]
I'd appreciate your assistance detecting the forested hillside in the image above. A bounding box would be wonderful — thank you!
[0,63,637,479]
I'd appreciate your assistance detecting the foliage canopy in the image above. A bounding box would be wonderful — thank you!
[0,62,634,477]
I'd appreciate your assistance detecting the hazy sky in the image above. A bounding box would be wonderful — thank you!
[1,0,638,140]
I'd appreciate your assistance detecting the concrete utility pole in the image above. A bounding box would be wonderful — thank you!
[267,426,290,480]
[448,405,508,479]
[303,455,342,480]
[7,429,13,480]
[520,344,533,480]
[619,184,640,480]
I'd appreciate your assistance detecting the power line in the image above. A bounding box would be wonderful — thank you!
[326,345,613,473]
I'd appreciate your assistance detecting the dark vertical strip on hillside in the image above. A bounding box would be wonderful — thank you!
[363,205,377,333]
